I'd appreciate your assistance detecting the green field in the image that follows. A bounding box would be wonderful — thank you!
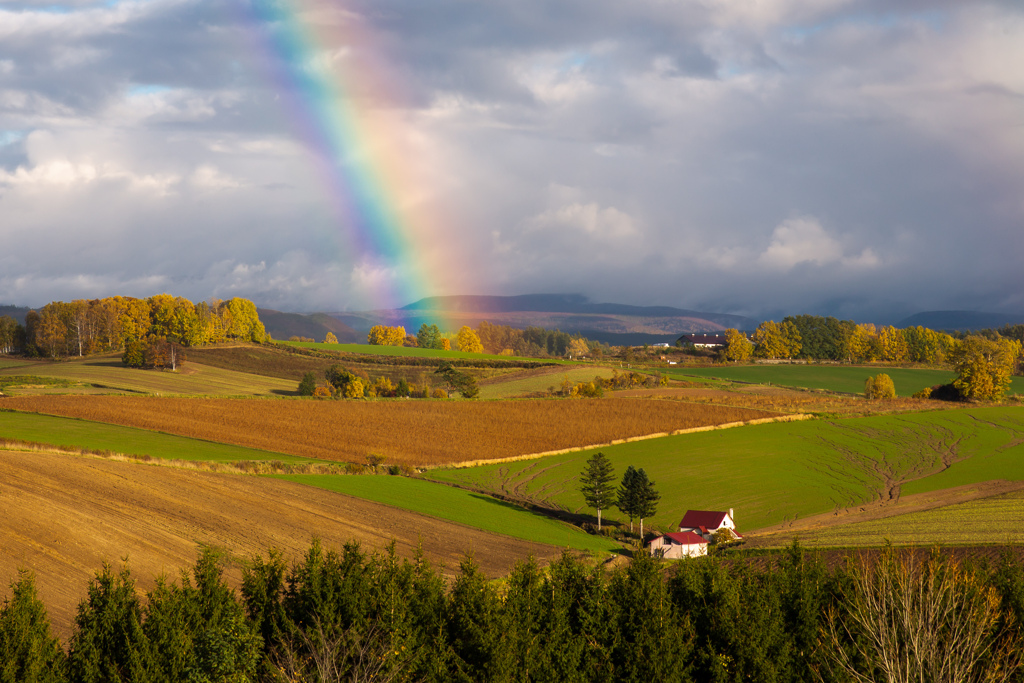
[281,340,567,364]
[0,358,32,370]
[274,474,619,554]
[665,364,977,396]
[0,410,308,463]
[478,366,615,399]
[426,407,1024,534]
[783,489,1024,548]
[0,357,297,396]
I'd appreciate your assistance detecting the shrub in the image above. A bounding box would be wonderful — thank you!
[297,372,317,396]
[912,387,932,399]
[864,373,896,399]
[312,386,331,398]
[431,388,448,399]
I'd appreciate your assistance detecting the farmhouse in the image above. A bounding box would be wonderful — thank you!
[649,531,708,559]
[676,333,726,348]
[678,508,741,542]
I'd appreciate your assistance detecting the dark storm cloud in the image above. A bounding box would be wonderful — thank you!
[1,0,1022,320]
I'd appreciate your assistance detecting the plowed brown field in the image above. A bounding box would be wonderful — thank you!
[0,448,565,638]
[1,396,778,466]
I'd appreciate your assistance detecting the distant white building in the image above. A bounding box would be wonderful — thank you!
[648,531,708,559]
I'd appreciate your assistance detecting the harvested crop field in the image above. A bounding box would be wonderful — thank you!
[1,396,779,466]
[0,448,566,638]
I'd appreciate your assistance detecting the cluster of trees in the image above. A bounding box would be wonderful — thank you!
[579,453,660,537]
[366,320,598,358]
[476,321,601,358]
[556,370,666,398]
[0,295,267,362]
[5,541,1023,682]
[742,315,962,364]
[298,361,478,400]
[367,325,407,347]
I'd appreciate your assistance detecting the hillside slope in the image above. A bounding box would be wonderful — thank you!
[0,449,564,638]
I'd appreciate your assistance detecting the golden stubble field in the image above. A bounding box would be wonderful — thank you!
[1,396,779,466]
[0,448,564,638]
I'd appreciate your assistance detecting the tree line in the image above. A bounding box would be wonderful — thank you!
[712,315,1023,400]
[3,540,1024,682]
[364,321,604,359]
[0,295,268,362]
[298,361,480,400]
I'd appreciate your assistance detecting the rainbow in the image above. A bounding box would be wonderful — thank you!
[244,0,464,322]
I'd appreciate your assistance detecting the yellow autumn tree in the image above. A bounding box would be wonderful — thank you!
[755,320,802,359]
[367,325,406,346]
[950,336,1022,400]
[846,323,878,362]
[722,328,752,361]
[864,373,896,399]
[568,337,590,359]
[456,326,484,353]
[323,332,338,344]
[878,325,909,362]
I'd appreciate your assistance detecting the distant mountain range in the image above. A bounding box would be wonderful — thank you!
[5,298,1022,345]
[0,305,30,325]
[896,310,1024,331]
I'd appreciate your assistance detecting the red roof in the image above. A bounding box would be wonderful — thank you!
[679,510,730,530]
[657,532,707,546]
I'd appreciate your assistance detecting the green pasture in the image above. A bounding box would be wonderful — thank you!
[0,356,297,396]
[427,407,1024,534]
[274,474,619,554]
[0,358,32,370]
[0,410,307,463]
[281,340,568,364]
[665,364,975,396]
[479,366,615,399]
[781,489,1024,548]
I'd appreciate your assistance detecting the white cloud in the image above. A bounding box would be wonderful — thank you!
[758,216,881,271]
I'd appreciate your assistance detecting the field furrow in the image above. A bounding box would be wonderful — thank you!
[0,396,779,466]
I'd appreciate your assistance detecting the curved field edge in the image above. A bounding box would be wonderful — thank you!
[0,396,779,467]
[426,407,1024,534]
[0,410,307,463]
[765,488,1024,548]
[664,364,1024,397]
[272,474,619,555]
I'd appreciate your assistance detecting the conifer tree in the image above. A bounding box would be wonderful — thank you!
[0,571,64,683]
[580,452,616,530]
[617,466,660,538]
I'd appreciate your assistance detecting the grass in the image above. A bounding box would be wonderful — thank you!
[664,364,969,396]
[281,340,568,363]
[274,474,620,554]
[426,407,1024,534]
[0,410,308,463]
[0,375,78,390]
[0,358,32,370]
[780,489,1024,547]
[0,356,297,396]
[478,366,617,399]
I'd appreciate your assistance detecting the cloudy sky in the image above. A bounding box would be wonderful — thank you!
[1,0,1022,322]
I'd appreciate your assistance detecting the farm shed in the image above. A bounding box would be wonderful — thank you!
[678,508,742,541]
[649,531,708,559]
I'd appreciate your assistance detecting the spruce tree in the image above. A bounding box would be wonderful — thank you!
[579,452,616,531]
[0,571,64,683]
[617,466,660,538]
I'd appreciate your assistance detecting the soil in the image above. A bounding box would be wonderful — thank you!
[0,448,565,639]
